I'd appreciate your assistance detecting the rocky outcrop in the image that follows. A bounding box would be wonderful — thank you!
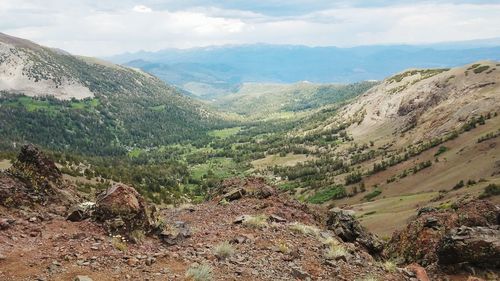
[326,208,383,254]
[216,177,276,202]
[437,225,500,268]
[12,144,62,182]
[386,199,499,267]
[222,187,246,201]
[94,183,152,235]
[0,144,70,207]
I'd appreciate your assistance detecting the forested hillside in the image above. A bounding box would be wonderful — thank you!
[213,81,378,116]
[0,33,225,155]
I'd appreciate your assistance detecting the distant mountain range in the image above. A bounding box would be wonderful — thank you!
[107,40,500,99]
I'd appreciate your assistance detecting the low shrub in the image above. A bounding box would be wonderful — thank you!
[242,215,268,229]
[452,180,465,190]
[186,263,213,281]
[363,189,382,201]
[288,222,319,236]
[213,241,235,260]
[324,244,348,260]
[479,184,500,199]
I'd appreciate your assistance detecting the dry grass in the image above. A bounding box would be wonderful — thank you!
[242,215,268,229]
[324,244,348,260]
[383,260,397,273]
[356,277,379,281]
[213,241,235,259]
[186,263,213,281]
[130,229,145,244]
[276,240,290,254]
[288,222,319,236]
[111,237,128,252]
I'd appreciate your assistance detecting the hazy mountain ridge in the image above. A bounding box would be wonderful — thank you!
[110,43,500,98]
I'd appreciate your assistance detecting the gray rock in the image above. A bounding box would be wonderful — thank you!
[417,207,437,217]
[66,202,95,222]
[326,208,383,254]
[146,257,156,266]
[268,214,287,223]
[291,267,311,280]
[233,215,250,224]
[424,217,439,229]
[437,225,500,268]
[74,276,93,281]
[223,188,246,201]
[0,218,12,230]
[159,221,191,245]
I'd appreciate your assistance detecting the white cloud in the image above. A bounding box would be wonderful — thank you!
[0,1,499,56]
[132,5,152,13]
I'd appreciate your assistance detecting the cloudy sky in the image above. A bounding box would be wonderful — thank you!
[1,0,500,56]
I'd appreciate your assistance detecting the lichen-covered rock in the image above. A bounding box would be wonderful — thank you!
[326,207,383,254]
[94,183,151,235]
[386,199,499,267]
[159,221,191,245]
[437,225,500,268]
[66,202,95,222]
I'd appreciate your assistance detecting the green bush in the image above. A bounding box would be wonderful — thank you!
[452,180,465,190]
[363,189,382,201]
[345,172,362,185]
[473,65,490,74]
[434,146,447,157]
[479,184,500,199]
[307,185,347,204]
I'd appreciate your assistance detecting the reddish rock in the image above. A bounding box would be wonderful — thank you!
[216,177,276,201]
[406,263,430,281]
[94,183,151,234]
[386,199,499,266]
[437,225,500,268]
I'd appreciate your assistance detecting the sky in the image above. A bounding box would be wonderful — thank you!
[1,0,500,56]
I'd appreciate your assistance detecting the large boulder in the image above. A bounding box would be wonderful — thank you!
[326,207,383,254]
[386,199,499,267]
[94,183,151,234]
[437,226,500,268]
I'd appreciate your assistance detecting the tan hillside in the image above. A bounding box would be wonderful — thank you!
[332,61,499,146]
[0,33,94,100]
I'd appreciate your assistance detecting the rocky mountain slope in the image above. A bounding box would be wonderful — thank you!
[1,145,498,280]
[0,33,224,155]
[331,61,500,145]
